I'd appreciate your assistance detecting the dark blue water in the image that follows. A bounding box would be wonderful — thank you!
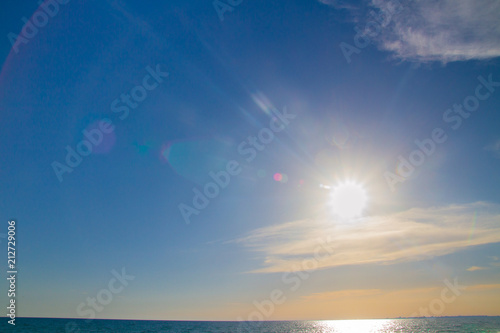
[4,317,500,332]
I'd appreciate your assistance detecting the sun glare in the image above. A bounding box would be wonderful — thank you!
[330,181,368,219]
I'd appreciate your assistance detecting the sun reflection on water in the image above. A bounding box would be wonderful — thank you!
[314,319,406,332]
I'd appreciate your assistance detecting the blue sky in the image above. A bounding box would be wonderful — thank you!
[1,0,500,322]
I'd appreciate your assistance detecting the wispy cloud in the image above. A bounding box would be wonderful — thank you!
[466,284,500,291]
[318,0,358,10]
[303,289,383,301]
[326,0,500,63]
[466,266,488,272]
[302,283,500,301]
[235,202,500,273]
[284,283,500,319]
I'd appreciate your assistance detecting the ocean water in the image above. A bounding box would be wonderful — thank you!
[5,317,500,332]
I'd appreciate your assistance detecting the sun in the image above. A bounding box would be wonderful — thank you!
[329,181,368,219]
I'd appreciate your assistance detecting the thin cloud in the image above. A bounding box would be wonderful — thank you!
[318,0,358,10]
[466,284,500,291]
[302,283,500,301]
[325,0,500,63]
[376,0,500,62]
[303,289,383,301]
[466,266,488,272]
[235,202,500,273]
[303,286,437,302]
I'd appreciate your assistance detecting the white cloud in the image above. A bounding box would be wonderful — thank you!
[329,0,500,63]
[235,202,500,273]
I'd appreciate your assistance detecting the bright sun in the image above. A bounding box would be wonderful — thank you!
[330,181,368,219]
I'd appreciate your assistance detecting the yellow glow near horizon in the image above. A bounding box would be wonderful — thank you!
[330,181,368,219]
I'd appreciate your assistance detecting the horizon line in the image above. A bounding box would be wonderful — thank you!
[15,315,500,322]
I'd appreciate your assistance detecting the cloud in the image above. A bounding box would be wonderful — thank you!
[302,286,439,302]
[318,0,358,10]
[328,0,500,63]
[283,283,500,319]
[302,289,383,300]
[466,284,500,291]
[303,283,500,301]
[235,202,500,273]
[484,140,500,158]
[466,266,488,272]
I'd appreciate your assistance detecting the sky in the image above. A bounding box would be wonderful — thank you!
[0,0,500,323]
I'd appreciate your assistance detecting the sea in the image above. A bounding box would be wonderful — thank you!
[4,317,500,332]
